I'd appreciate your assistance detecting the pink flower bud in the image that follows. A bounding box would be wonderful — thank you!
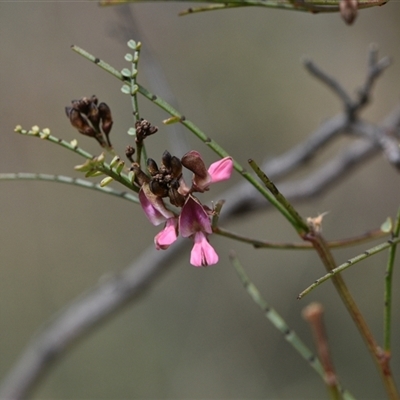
[208,157,233,183]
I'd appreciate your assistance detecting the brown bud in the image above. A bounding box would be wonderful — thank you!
[68,108,97,138]
[149,180,168,197]
[130,163,150,186]
[161,150,172,170]
[170,156,182,179]
[135,118,158,141]
[86,102,101,132]
[125,145,135,163]
[147,158,159,176]
[339,0,358,25]
[181,150,208,179]
[98,102,113,135]
[168,187,186,207]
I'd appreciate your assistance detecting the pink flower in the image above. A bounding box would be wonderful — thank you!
[181,151,233,192]
[154,218,178,250]
[208,157,234,184]
[190,231,219,267]
[180,195,218,267]
[137,150,234,267]
[139,183,175,226]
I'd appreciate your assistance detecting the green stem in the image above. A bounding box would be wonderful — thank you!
[214,225,388,250]
[305,232,399,400]
[0,173,139,204]
[15,127,139,194]
[248,158,309,234]
[298,237,400,299]
[229,252,355,400]
[70,45,307,232]
[384,207,400,352]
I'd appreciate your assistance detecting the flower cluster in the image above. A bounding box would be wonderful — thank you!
[65,95,113,148]
[132,150,233,267]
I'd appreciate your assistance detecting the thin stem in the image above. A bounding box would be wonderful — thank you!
[15,126,139,194]
[384,207,400,352]
[248,158,309,235]
[100,0,387,13]
[298,237,400,299]
[229,252,355,400]
[127,40,141,122]
[70,45,307,231]
[305,232,399,400]
[0,173,139,204]
[214,225,388,250]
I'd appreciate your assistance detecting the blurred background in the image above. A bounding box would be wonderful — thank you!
[1,1,400,398]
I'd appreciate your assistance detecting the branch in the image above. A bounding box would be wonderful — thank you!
[2,32,400,400]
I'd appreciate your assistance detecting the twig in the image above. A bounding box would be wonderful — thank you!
[2,44,400,399]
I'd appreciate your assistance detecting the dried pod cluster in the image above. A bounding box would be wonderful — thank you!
[65,95,113,148]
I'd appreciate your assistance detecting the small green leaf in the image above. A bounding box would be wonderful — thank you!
[127,127,136,136]
[381,217,393,233]
[127,40,137,50]
[121,68,131,78]
[131,84,139,95]
[163,116,181,125]
[85,170,103,178]
[121,84,131,94]
[100,176,114,187]
[124,53,133,62]
[110,155,120,168]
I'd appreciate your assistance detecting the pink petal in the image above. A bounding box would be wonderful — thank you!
[190,232,219,267]
[179,195,212,237]
[208,157,233,183]
[139,184,175,226]
[155,218,178,250]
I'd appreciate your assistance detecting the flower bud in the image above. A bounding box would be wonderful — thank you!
[147,158,159,176]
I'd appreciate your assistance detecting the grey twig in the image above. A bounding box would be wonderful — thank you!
[304,47,391,119]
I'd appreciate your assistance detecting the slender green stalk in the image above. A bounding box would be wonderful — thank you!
[298,237,400,299]
[125,40,141,122]
[70,45,307,231]
[122,40,148,165]
[384,207,400,352]
[71,44,399,398]
[214,225,389,250]
[0,173,139,204]
[306,233,399,400]
[248,158,308,234]
[15,126,139,194]
[229,252,355,400]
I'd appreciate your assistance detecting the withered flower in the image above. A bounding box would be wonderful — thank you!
[65,95,113,148]
[135,118,158,143]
